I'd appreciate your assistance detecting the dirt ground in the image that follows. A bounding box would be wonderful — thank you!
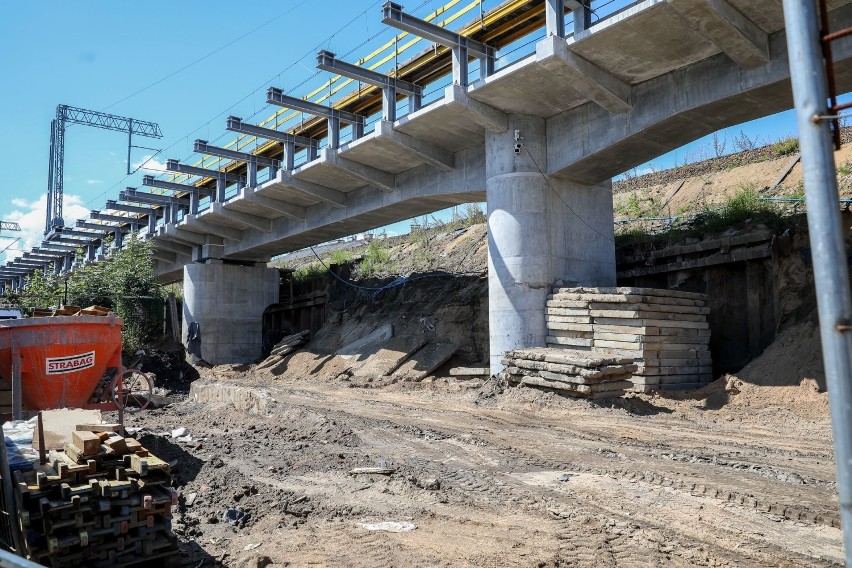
[126,336,843,567]
[120,138,848,567]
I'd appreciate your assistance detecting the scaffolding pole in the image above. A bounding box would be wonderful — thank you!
[782,0,852,561]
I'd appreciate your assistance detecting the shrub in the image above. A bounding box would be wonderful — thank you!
[16,234,164,351]
[464,203,487,225]
[329,249,352,265]
[359,241,390,277]
[771,137,799,157]
[293,263,326,282]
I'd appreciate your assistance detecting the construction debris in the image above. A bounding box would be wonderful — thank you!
[545,286,713,391]
[500,348,637,399]
[256,330,310,369]
[13,426,179,567]
[390,342,457,382]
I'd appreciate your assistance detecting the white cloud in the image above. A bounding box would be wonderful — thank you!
[131,155,167,173]
[0,193,90,264]
[86,179,103,185]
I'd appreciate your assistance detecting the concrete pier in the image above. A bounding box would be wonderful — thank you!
[486,114,614,374]
[182,262,279,365]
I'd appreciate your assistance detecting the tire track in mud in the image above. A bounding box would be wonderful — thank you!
[171,381,844,565]
[266,398,839,566]
[379,395,841,528]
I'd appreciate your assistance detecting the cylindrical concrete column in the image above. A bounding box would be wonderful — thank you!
[487,115,553,374]
[486,114,615,374]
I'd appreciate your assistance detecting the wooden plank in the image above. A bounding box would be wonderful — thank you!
[76,423,121,433]
[72,431,101,456]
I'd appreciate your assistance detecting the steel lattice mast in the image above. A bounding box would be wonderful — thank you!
[45,105,163,234]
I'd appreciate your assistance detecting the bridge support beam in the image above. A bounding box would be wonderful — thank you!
[486,114,615,374]
[183,261,279,365]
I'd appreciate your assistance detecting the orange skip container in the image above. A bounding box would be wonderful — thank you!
[0,316,123,411]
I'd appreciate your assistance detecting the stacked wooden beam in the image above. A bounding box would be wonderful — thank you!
[13,424,179,567]
[546,287,712,391]
[31,305,112,317]
[499,348,638,399]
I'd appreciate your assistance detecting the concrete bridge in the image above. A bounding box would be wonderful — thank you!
[5,0,852,370]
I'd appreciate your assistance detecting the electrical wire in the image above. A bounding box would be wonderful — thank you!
[99,1,311,113]
[308,245,484,300]
[521,145,615,243]
[84,0,441,208]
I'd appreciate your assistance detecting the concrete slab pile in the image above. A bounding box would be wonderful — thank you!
[499,347,637,399]
[546,287,713,392]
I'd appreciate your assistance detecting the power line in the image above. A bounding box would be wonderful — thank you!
[99,0,312,113]
[84,0,454,208]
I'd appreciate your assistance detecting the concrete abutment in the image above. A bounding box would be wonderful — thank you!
[486,114,615,374]
[182,261,279,365]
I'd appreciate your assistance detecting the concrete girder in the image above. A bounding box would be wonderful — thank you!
[275,170,347,208]
[668,0,769,68]
[234,188,306,221]
[158,225,204,246]
[373,121,454,172]
[207,202,272,232]
[444,84,508,133]
[153,238,194,257]
[153,249,178,263]
[181,215,243,241]
[536,36,632,114]
[547,4,852,184]
[316,149,395,192]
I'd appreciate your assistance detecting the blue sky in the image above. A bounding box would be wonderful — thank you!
[0,0,846,263]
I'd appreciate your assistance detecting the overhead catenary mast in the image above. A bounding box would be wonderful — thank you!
[45,105,163,235]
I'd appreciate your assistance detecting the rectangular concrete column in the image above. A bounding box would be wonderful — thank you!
[486,114,615,374]
[182,262,280,365]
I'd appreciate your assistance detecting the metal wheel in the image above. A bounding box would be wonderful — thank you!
[112,370,154,412]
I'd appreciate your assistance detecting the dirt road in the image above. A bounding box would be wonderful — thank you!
[126,367,843,567]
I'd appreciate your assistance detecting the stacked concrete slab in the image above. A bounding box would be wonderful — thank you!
[499,348,637,399]
[546,287,712,392]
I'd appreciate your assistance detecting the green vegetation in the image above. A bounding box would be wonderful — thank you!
[10,235,164,351]
[358,240,391,277]
[292,263,326,282]
[616,186,781,249]
[771,137,799,157]
[445,203,487,230]
[329,249,352,265]
[838,162,851,176]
